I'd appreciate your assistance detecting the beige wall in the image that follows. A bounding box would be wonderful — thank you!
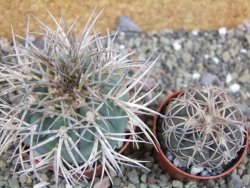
[1,0,250,38]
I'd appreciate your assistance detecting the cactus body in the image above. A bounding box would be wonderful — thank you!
[22,74,129,163]
[0,10,161,186]
[162,87,246,169]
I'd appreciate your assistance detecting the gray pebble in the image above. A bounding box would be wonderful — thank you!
[166,151,174,161]
[205,179,216,188]
[33,40,44,49]
[140,173,147,183]
[218,178,226,188]
[0,37,10,52]
[227,174,243,188]
[201,73,219,85]
[184,181,197,188]
[116,15,141,33]
[219,183,227,188]
[222,51,231,62]
[153,164,159,171]
[158,174,170,187]
[19,176,27,184]
[113,177,122,187]
[128,183,137,188]
[190,166,204,175]
[118,165,125,177]
[242,174,250,186]
[173,157,187,168]
[26,176,32,185]
[148,184,160,188]
[145,157,154,168]
[0,180,7,187]
[200,170,209,176]
[38,173,49,182]
[239,69,250,83]
[3,173,10,181]
[182,51,192,63]
[0,160,6,168]
[8,178,19,188]
[237,168,244,176]
[122,175,128,182]
[245,34,250,44]
[173,180,183,188]
[127,169,140,184]
[140,183,148,188]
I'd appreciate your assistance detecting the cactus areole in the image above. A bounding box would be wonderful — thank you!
[153,87,248,180]
[0,10,161,186]
[22,74,129,163]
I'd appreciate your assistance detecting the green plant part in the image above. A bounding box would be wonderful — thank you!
[22,74,129,164]
[162,86,247,170]
[0,10,162,187]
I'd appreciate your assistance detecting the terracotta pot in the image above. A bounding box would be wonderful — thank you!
[153,91,249,181]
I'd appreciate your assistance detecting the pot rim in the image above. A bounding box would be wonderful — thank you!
[153,90,249,180]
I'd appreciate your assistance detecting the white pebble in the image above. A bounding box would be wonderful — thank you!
[229,83,240,93]
[33,182,50,188]
[119,45,125,49]
[192,72,201,80]
[66,184,73,188]
[226,74,232,83]
[192,29,199,36]
[173,157,186,168]
[28,34,36,42]
[218,27,227,36]
[173,41,182,51]
[212,57,220,64]
[191,166,204,175]
[240,49,247,54]
[0,37,10,52]
[204,54,209,59]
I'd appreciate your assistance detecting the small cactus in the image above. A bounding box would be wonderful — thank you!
[162,86,247,171]
[0,10,161,186]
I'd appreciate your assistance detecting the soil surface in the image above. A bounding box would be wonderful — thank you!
[1,1,250,38]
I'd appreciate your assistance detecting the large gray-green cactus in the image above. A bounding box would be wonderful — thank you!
[0,10,161,187]
[21,74,129,164]
[162,86,246,169]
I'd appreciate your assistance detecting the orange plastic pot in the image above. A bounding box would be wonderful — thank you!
[153,91,249,181]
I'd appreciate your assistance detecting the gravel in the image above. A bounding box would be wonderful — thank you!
[0,18,250,188]
[242,174,250,186]
[173,180,183,188]
[140,173,147,183]
[127,169,140,184]
[128,183,137,188]
[227,174,244,188]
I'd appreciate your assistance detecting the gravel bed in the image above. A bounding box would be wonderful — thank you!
[0,21,250,188]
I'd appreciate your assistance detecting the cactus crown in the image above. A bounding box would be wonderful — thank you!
[162,86,246,170]
[0,10,161,186]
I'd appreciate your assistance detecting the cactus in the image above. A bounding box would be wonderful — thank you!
[0,10,161,186]
[162,86,246,170]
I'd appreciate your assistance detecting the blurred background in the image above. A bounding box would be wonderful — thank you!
[1,0,250,38]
